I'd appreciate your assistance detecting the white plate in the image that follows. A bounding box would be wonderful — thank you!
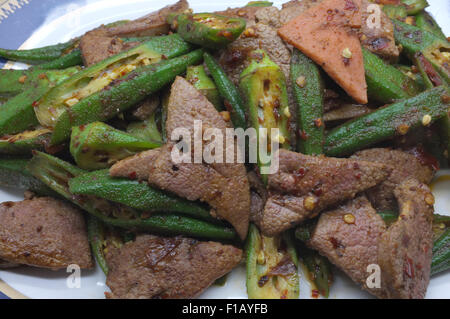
[0,0,449,299]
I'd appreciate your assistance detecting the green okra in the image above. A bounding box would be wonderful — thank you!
[431,228,450,276]
[382,4,407,20]
[171,13,246,49]
[246,1,273,7]
[240,50,291,181]
[50,49,204,145]
[325,86,450,157]
[0,68,80,97]
[301,247,333,298]
[35,49,83,70]
[401,0,429,15]
[290,48,325,155]
[363,48,421,103]
[186,65,223,111]
[415,11,446,40]
[35,34,192,130]
[393,20,449,84]
[27,151,237,240]
[0,129,52,156]
[0,157,55,196]
[126,112,163,144]
[204,52,247,129]
[414,51,450,167]
[34,37,154,70]
[0,67,79,137]
[87,216,109,275]
[246,224,299,299]
[69,169,217,224]
[0,38,79,65]
[70,122,160,170]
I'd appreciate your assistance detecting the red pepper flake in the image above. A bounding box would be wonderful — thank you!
[404,257,415,279]
[32,101,39,108]
[128,171,137,180]
[344,0,358,11]
[79,124,86,131]
[406,146,439,171]
[38,73,47,80]
[314,118,323,128]
[299,130,309,141]
[311,289,320,299]
[342,57,350,66]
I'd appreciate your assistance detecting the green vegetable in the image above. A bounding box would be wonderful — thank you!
[0,129,52,156]
[87,216,109,275]
[377,211,398,226]
[413,52,450,167]
[415,11,446,40]
[246,1,273,7]
[246,224,299,299]
[363,48,421,103]
[393,20,449,84]
[0,157,54,196]
[34,37,154,70]
[70,122,160,170]
[301,247,332,298]
[50,49,204,145]
[35,49,83,70]
[382,4,407,20]
[0,67,79,137]
[126,112,163,144]
[171,13,246,49]
[204,52,247,129]
[27,152,238,240]
[431,228,450,276]
[401,0,429,15]
[35,35,192,130]
[290,49,324,155]
[240,50,291,180]
[69,169,217,223]
[325,86,450,157]
[0,38,79,64]
[186,65,223,110]
[0,68,81,97]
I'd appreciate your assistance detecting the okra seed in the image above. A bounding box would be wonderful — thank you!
[425,193,435,206]
[342,48,352,59]
[257,251,266,265]
[303,196,317,211]
[422,114,432,126]
[296,76,306,88]
[283,107,291,118]
[397,124,410,135]
[343,214,355,224]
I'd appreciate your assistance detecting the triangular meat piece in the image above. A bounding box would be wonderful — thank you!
[147,77,251,240]
[278,0,368,104]
[105,234,242,299]
[256,149,390,236]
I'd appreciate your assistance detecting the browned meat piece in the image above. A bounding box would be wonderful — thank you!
[360,0,399,61]
[278,0,399,60]
[105,234,242,299]
[214,6,262,23]
[378,179,434,299]
[0,259,19,269]
[147,77,250,239]
[279,0,322,25]
[351,148,435,211]
[106,0,190,37]
[0,197,93,270]
[247,170,267,223]
[110,148,161,181]
[129,94,160,121]
[257,149,391,236]
[309,196,387,297]
[79,29,139,66]
[217,19,291,88]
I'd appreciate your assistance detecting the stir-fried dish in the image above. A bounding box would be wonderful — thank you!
[0,0,449,299]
